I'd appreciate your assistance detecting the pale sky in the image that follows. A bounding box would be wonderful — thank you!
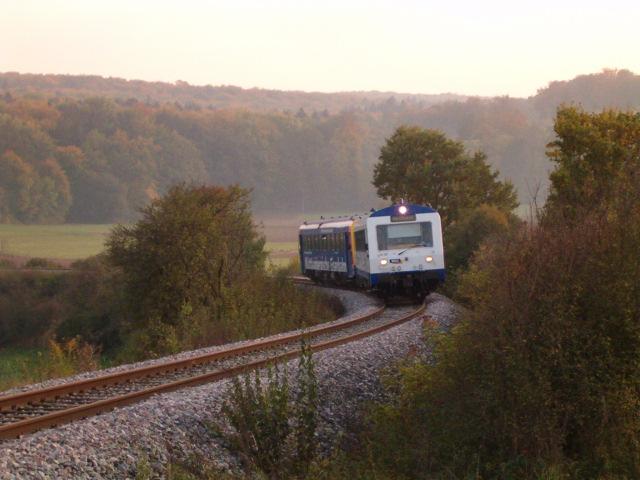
[2,0,639,97]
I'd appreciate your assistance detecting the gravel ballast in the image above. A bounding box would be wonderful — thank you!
[0,291,459,479]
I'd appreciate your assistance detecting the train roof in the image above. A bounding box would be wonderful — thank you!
[370,204,436,217]
[299,204,437,231]
[299,220,353,231]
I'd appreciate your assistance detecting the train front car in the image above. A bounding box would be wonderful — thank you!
[354,203,445,299]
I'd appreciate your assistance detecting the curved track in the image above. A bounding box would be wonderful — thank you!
[0,280,425,440]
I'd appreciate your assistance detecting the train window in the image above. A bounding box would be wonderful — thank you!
[376,226,387,250]
[355,229,366,251]
[421,222,433,247]
[331,233,337,250]
[376,222,433,250]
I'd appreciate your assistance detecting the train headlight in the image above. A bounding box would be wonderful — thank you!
[398,205,408,215]
[425,256,433,263]
[380,259,388,266]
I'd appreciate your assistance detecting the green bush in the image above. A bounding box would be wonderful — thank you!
[221,344,319,479]
[0,255,125,350]
[0,272,67,347]
[0,258,16,268]
[56,255,127,352]
[24,257,65,269]
[442,204,520,297]
[107,184,267,330]
[117,273,342,361]
[0,338,99,391]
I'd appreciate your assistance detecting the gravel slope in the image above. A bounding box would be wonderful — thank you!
[0,291,458,479]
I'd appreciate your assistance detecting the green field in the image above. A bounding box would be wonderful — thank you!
[265,241,298,256]
[0,348,44,391]
[0,224,299,264]
[264,241,299,268]
[0,224,112,260]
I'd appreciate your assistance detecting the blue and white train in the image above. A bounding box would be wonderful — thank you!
[298,203,445,298]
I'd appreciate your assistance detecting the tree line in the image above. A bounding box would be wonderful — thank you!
[0,96,384,222]
[1,69,640,224]
[0,72,465,113]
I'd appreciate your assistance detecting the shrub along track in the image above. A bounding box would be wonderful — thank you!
[0,279,425,440]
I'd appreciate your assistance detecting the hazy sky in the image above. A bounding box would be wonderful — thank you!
[2,0,639,97]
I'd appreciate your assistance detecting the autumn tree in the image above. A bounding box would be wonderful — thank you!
[546,106,640,218]
[372,126,518,228]
[0,150,34,222]
[106,184,266,333]
[444,204,518,273]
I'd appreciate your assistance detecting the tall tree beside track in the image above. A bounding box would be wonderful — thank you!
[372,126,518,228]
[106,184,266,342]
[372,125,520,292]
[546,106,640,219]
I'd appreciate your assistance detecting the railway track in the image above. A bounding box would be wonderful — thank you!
[0,281,425,440]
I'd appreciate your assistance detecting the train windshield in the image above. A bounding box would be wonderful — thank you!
[376,222,433,250]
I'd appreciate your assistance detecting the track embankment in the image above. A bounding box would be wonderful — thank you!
[0,287,459,479]
[0,284,390,439]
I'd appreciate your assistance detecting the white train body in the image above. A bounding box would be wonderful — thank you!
[352,204,445,294]
[299,203,445,297]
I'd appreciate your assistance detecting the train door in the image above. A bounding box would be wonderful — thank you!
[354,226,370,287]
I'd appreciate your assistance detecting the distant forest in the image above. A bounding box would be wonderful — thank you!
[1,69,639,223]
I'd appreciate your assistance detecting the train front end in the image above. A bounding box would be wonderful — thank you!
[356,203,445,298]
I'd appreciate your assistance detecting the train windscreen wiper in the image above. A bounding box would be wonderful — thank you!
[397,242,428,255]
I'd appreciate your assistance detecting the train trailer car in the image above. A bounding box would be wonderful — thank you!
[298,220,355,284]
[299,203,445,298]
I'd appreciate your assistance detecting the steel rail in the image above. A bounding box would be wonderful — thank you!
[0,290,382,412]
[0,301,424,439]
